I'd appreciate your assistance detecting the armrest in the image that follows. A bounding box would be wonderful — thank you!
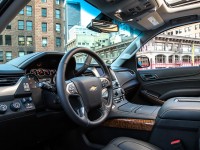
[158,97,200,121]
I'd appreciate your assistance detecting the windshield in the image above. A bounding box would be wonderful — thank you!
[0,0,141,65]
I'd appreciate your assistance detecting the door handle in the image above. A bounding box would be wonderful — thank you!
[140,74,158,81]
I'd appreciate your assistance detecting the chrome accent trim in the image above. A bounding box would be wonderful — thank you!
[66,82,78,95]
[110,69,121,87]
[0,76,25,97]
[88,67,100,77]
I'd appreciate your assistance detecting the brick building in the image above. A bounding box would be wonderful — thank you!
[0,0,65,64]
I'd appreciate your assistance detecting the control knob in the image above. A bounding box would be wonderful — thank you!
[10,102,21,111]
[0,104,7,114]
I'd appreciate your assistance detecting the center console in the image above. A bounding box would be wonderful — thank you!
[109,69,160,120]
[150,97,200,150]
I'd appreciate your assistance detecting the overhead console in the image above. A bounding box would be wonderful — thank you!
[86,0,164,30]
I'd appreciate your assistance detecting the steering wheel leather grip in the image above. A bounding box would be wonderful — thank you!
[56,47,113,127]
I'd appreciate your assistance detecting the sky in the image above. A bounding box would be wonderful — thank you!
[66,0,100,27]
[65,0,140,37]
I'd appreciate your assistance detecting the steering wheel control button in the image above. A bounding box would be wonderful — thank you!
[100,78,110,88]
[112,81,119,88]
[0,104,7,114]
[66,83,78,95]
[10,102,21,111]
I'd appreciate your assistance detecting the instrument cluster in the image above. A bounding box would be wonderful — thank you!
[30,69,56,77]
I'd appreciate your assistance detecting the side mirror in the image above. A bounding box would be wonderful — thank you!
[137,56,150,68]
[88,19,119,33]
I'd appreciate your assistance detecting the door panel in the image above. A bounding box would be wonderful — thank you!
[137,67,200,104]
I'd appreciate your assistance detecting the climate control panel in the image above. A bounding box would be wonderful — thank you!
[0,97,35,121]
[112,80,125,103]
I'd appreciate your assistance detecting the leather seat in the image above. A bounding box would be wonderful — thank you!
[102,137,161,150]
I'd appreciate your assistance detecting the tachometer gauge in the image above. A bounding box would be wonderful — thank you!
[26,73,39,88]
[37,69,44,76]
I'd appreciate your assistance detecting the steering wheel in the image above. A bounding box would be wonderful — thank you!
[56,47,113,127]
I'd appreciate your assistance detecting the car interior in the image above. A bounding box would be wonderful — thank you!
[1,0,200,150]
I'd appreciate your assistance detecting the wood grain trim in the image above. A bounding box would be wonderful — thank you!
[103,119,155,131]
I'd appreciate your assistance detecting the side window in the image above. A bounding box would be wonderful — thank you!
[137,23,200,70]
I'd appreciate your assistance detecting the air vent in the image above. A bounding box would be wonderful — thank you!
[128,8,135,12]
[145,2,152,8]
[82,71,95,77]
[136,6,141,11]
[0,74,21,86]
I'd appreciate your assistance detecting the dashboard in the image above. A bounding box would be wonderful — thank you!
[0,52,140,150]
[0,52,139,124]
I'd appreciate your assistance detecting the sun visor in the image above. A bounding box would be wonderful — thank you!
[0,0,13,17]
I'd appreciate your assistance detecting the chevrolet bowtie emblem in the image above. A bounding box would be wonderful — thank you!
[89,86,97,92]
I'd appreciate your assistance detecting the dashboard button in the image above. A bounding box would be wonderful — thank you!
[27,97,33,103]
[21,98,26,104]
[114,91,118,96]
[24,103,34,109]
[0,104,7,114]
[10,102,21,111]
[115,82,119,87]
[121,89,125,94]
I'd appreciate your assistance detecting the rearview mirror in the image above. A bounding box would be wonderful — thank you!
[137,56,150,68]
[88,19,119,33]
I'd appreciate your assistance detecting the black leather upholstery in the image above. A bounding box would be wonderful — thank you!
[102,137,161,150]
[158,97,200,121]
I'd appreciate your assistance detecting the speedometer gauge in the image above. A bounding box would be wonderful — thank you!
[26,73,39,88]
[44,69,50,76]
[30,69,37,75]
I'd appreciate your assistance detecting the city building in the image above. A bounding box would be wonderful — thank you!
[66,23,138,63]
[0,0,65,64]
[137,23,200,69]
[66,25,110,51]
[65,1,80,42]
